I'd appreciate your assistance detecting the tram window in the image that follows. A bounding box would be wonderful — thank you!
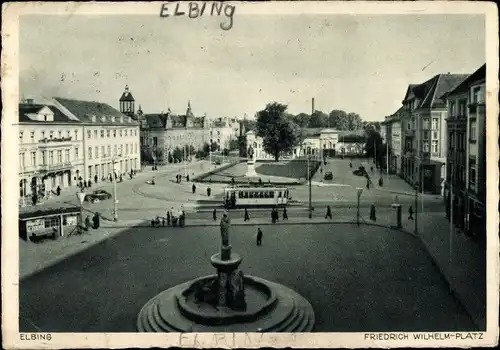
[249,192,254,199]
[264,192,269,198]
[259,192,264,198]
[278,191,282,198]
[270,191,274,198]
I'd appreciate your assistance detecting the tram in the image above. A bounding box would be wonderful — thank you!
[223,186,290,209]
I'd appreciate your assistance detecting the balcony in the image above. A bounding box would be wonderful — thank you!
[38,137,73,147]
[38,162,72,172]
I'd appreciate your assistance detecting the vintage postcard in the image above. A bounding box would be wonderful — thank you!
[2,1,499,348]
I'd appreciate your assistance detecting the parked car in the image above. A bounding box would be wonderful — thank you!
[353,166,367,177]
[85,190,112,203]
[324,171,333,180]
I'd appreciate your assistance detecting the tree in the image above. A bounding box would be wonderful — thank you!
[288,113,310,128]
[364,127,383,165]
[328,110,348,129]
[256,102,299,161]
[211,142,218,152]
[228,138,239,151]
[308,110,328,128]
[173,147,183,162]
[238,135,247,157]
[346,113,363,130]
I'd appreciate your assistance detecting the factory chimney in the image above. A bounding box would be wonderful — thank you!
[312,98,315,114]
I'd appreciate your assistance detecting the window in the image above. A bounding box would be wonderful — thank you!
[75,148,79,160]
[432,118,439,130]
[469,120,477,141]
[101,146,105,157]
[49,131,54,139]
[57,150,62,163]
[249,192,254,199]
[125,144,129,154]
[30,131,35,142]
[423,131,429,140]
[432,140,438,153]
[74,130,78,140]
[459,100,467,116]
[135,129,137,136]
[87,130,91,139]
[107,130,110,137]
[423,118,430,130]
[114,145,117,155]
[65,149,70,162]
[270,191,274,198]
[20,153,25,168]
[472,87,482,103]
[107,145,111,156]
[31,152,36,166]
[407,122,411,130]
[120,130,123,137]
[423,141,429,152]
[153,137,158,146]
[19,131,23,143]
[58,130,62,138]
[125,130,128,137]
[94,146,99,158]
[100,130,105,138]
[113,130,117,137]
[449,132,455,148]
[41,151,46,165]
[469,157,477,191]
[44,217,59,229]
[49,151,54,164]
[433,131,438,139]
[88,147,92,159]
[134,143,137,153]
[41,131,45,139]
[94,130,98,138]
[66,130,71,138]
[120,144,123,155]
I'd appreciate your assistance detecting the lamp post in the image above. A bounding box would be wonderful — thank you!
[356,187,363,226]
[112,154,121,222]
[308,156,312,219]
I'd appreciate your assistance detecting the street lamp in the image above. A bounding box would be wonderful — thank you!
[356,187,363,226]
[111,154,122,222]
[307,156,312,219]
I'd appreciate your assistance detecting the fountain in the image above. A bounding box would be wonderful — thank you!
[137,212,315,332]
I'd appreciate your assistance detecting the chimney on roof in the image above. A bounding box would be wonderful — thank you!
[25,98,34,104]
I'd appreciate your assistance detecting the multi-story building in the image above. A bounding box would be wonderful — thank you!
[400,74,469,194]
[209,117,239,151]
[443,64,486,238]
[382,108,403,175]
[18,100,84,203]
[53,97,141,182]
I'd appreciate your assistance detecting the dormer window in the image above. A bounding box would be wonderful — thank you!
[120,116,124,123]
[91,115,96,122]
[111,116,115,123]
[49,131,54,139]
[101,116,106,122]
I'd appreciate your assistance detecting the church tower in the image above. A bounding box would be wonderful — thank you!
[119,85,135,116]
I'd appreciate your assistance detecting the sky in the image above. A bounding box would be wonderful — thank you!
[19,13,485,121]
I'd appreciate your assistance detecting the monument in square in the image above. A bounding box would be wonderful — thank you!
[137,212,315,332]
[245,131,258,178]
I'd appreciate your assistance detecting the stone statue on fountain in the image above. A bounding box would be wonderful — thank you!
[220,211,231,260]
[247,145,254,161]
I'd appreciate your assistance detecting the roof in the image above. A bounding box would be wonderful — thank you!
[119,91,135,102]
[440,64,486,99]
[419,74,469,109]
[54,97,139,125]
[18,103,81,124]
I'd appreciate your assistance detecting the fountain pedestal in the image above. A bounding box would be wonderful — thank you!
[210,250,243,307]
[245,160,258,178]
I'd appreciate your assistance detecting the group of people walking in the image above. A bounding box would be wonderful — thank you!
[152,207,186,228]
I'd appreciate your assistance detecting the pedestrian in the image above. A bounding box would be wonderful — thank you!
[186,174,190,182]
[88,180,92,188]
[85,215,92,231]
[283,207,288,220]
[56,185,61,196]
[378,177,383,187]
[162,215,166,227]
[32,194,38,206]
[192,183,196,194]
[231,177,235,186]
[371,166,374,173]
[152,177,156,185]
[271,208,276,224]
[256,228,263,246]
[92,212,100,229]
[366,181,370,190]
[94,174,98,184]
[119,174,123,182]
[349,162,352,168]
[370,204,377,222]
[259,178,262,185]
[408,205,414,220]
[325,205,332,219]
[213,208,217,221]
[83,180,87,188]
[130,172,133,180]
[244,208,250,221]
[166,209,171,226]
[320,168,323,174]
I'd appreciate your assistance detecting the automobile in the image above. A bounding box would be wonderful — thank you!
[214,160,222,165]
[85,190,112,203]
[353,166,367,177]
[324,171,333,180]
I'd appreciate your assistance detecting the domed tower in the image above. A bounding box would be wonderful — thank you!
[119,85,135,116]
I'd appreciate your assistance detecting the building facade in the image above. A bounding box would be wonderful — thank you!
[443,64,486,239]
[53,97,141,182]
[382,108,403,175]
[400,74,469,194]
[18,101,84,203]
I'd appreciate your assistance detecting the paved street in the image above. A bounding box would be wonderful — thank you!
[19,223,476,332]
